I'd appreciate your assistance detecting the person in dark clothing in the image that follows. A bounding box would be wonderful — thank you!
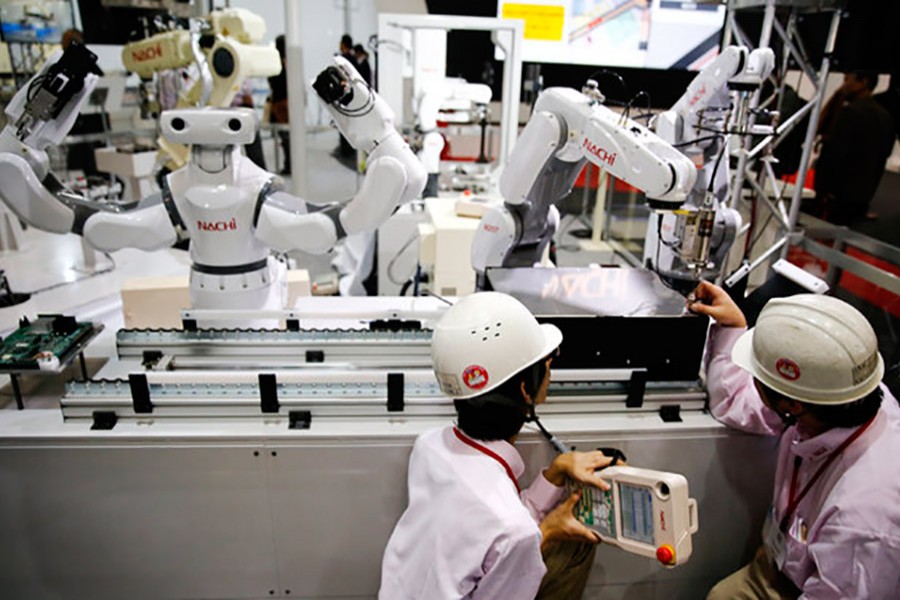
[232,79,266,170]
[874,75,900,143]
[268,34,290,175]
[353,43,372,86]
[813,71,895,225]
[337,34,357,158]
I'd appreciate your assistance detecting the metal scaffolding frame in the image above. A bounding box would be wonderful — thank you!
[721,0,845,288]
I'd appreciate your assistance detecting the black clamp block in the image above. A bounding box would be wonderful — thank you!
[305,350,325,363]
[141,350,164,368]
[259,373,279,413]
[289,410,312,430]
[370,319,422,332]
[387,372,404,412]
[659,404,682,423]
[129,373,153,414]
[91,411,118,430]
[625,370,647,408]
[286,319,300,331]
[182,318,198,332]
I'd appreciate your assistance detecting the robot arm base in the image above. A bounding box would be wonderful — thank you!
[471,203,518,276]
[83,203,178,252]
[256,200,337,255]
[0,152,74,233]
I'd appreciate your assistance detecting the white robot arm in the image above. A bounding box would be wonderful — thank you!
[472,85,697,283]
[415,78,492,196]
[0,43,103,233]
[123,8,281,116]
[644,46,775,287]
[312,56,427,233]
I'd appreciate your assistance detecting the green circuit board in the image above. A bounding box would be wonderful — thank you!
[0,315,98,371]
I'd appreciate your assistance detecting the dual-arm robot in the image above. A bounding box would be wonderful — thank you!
[414,79,492,197]
[645,46,775,287]
[471,84,697,288]
[0,50,425,317]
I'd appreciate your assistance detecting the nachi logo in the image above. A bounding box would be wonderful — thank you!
[688,83,707,106]
[132,43,163,63]
[197,218,237,232]
[583,138,617,167]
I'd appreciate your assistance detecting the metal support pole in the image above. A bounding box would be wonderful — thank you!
[782,10,842,258]
[758,0,777,49]
[728,1,778,211]
[285,0,309,198]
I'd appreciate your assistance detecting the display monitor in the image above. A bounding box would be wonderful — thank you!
[0,1,74,44]
[497,0,726,70]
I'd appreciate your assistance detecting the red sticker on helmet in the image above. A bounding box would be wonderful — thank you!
[775,358,801,381]
[462,365,489,390]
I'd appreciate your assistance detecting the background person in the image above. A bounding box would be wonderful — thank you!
[813,70,894,225]
[267,34,290,175]
[379,292,613,599]
[690,281,900,599]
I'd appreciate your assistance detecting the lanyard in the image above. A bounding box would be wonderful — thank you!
[780,414,877,532]
[453,427,521,494]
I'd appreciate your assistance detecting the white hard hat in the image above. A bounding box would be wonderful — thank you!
[731,294,883,405]
[431,292,562,400]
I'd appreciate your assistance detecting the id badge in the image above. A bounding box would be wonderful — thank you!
[762,508,787,570]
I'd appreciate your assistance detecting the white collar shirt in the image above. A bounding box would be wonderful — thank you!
[379,425,565,599]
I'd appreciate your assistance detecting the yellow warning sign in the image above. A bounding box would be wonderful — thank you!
[502,4,565,41]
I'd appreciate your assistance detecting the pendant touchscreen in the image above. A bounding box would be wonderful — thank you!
[570,465,699,566]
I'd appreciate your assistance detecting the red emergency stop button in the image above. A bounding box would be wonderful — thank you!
[656,544,676,565]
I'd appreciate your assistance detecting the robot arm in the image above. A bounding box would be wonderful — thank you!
[644,46,774,285]
[255,190,337,255]
[472,86,697,281]
[415,79,493,195]
[123,8,281,114]
[82,201,179,252]
[0,43,103,233]
[312,56,426,234]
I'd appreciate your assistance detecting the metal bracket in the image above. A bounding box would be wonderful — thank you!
[625,370,647,408]
[259,373,279,413]
[91,410,118,430]
[288,410,312,430]
[129,373,153,414]
[387,372,404,412]
[659,404,682,423]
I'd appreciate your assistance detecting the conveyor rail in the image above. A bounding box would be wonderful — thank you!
[61,369,707,423]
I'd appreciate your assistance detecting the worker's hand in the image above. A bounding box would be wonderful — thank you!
[687,280,748,328]
[544,451,613,491]
[539,491,601,550]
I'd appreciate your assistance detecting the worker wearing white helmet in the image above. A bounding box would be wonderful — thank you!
[689,281,900,600]
[379,292,615,600]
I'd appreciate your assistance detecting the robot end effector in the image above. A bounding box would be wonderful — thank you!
[312,56,426,234]
[0,43,103,234]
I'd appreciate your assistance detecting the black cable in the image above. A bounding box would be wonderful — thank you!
[623,90,651,124]
[585,68,628,101]
[673,134,724,148]
[420,289,454,306]
[707,141,728,194]
[747,211,775,253]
